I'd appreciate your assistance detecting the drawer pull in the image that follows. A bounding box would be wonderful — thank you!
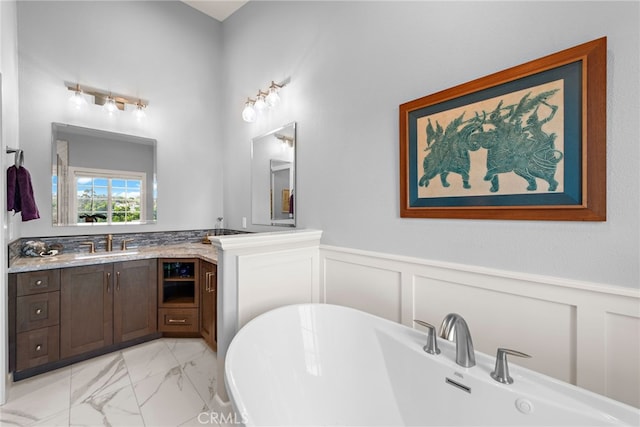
[35,308,42,315]
[35,344,42,352]
[168,318,187,324]
[34,280,43,286]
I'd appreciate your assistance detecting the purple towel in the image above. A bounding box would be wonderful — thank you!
[7,165,40,221]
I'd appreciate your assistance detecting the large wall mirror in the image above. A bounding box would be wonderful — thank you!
[51,123,157,226]
[251,122,296,227]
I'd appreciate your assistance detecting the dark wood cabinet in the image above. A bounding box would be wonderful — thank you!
[114,260,158,343]
[158,258,199,334]
[9,270,61,372]
[200,261,217,350]
[60,260,157,359]
[9,254,217,380]
[60,264,113,358]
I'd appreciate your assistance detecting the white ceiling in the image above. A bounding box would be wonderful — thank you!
[181,0,249,22]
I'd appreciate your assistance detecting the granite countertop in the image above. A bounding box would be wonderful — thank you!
[8,242,218,273]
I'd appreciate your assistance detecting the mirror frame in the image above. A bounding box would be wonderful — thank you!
[51,122,157,226]
[251,122,296,227]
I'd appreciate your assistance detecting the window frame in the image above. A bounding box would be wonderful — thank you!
[68,166,146,225]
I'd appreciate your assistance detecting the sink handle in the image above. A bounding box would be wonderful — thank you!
[413,319,441,355]
[490,347,531,385]
[121,239,134,251]
[80,241,95,254]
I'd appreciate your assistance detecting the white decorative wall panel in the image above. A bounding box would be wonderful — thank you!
[238,248,318,328]
[414,276,576,383]
[605,312,640,406]
[320,245,640,408]
[324,258,402,322]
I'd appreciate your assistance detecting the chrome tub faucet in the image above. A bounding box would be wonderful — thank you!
[439,313,476,368]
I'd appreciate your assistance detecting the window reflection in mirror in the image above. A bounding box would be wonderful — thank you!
[251,123,296,227]
[51,123,157,226]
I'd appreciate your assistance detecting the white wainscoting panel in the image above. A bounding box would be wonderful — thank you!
[238,248,319,328]
[413,276,576,383]
[605,312,640,406]
[320,245,640,408]
[324,258,402,322]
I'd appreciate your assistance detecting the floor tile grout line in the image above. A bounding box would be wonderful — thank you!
[179,344,213,411]
[119,348,147,427]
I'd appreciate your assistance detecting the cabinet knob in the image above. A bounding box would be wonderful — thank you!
[35,308,42,315]
[35,344,42,352]
[34,280,43,286]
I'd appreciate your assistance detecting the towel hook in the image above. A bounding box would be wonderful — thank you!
[6,147,24,169]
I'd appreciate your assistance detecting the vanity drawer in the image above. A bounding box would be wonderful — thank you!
[16,326,60,371]
[16,291,60,333]
[16,270,60,296]
[158,308,199,333]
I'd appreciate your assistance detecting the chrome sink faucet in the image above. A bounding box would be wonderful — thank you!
[439,313,476,368]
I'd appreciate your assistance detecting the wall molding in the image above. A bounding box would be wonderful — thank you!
[319,244,640,408]
[321,245,639,299]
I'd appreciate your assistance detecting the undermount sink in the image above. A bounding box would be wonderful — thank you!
[75,251,139,260]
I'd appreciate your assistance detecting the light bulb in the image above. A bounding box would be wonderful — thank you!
[133,103,146,121]
[104,97,118,115]
[69,90,88,109]
[242,102,256,122]
[265,87,280,108]
[254,94,267,111]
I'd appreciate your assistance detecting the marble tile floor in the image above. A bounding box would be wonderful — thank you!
[0,338,220,427]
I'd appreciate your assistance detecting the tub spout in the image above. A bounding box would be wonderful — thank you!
[439,313,475,368]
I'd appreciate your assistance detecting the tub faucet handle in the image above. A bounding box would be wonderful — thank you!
[490,348,531,385]
[413,319,440,355]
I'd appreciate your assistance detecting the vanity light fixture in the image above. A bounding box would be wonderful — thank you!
[254,91,268,111]
[265,81,283,108]
[241,78,289,123]
[242,98,257,123]
[103,95,119,115]
[68,83,88,109]
[64,82,149,118]
[133,101,147,121]
[275,134,294,146]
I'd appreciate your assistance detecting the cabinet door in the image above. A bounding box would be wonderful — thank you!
[60,264,113,359]
[113,259,157,343]
[200,261,217,350]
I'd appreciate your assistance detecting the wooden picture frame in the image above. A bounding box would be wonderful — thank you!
[399,37,606,221]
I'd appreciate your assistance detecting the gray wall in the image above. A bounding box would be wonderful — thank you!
[221,1,640,289]
[16,1,225,236]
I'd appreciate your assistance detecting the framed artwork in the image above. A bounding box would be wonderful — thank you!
[399,37,606,220]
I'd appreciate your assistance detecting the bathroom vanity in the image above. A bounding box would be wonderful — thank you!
[7,244,218,380]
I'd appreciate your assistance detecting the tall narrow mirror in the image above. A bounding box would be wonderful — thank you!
[52,123,157,226]
[251,122,296,227]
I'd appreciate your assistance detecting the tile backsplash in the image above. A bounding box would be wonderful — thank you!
[8,229,248,265]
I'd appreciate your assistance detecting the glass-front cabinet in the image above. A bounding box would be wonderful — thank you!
[158,258,199,333]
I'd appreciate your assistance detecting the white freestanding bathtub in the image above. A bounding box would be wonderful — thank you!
[225,304,639,426]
